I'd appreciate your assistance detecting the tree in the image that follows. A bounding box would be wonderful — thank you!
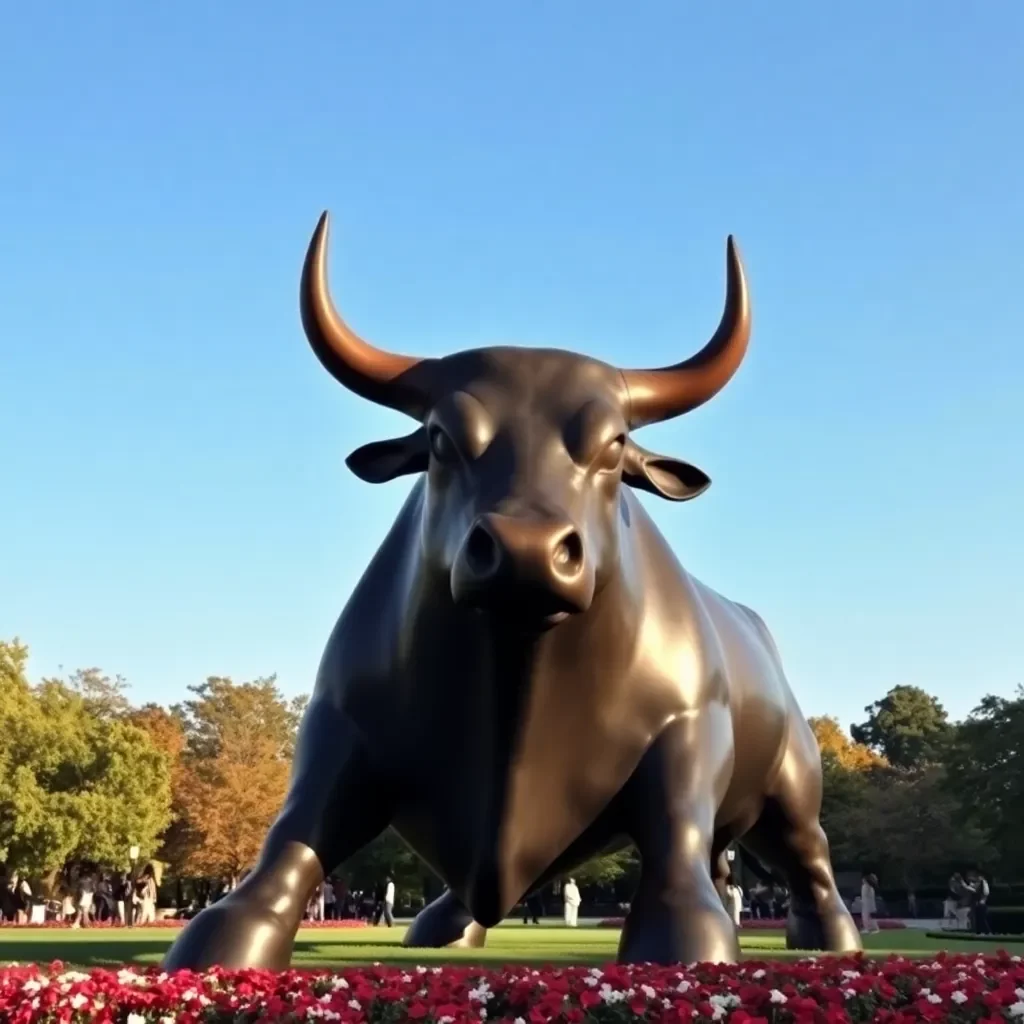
[171,677,302,882]
[573,847,638,887]
[63,667,132,721]
[0,643,172,878]
[946,688,1024,873]
[850,685,953,769]
[809,716,887,771]
[839,766,986,890]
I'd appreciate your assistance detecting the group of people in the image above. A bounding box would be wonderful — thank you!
[944,870,991,933]
[1,864,159,926]
[302,875,396,925]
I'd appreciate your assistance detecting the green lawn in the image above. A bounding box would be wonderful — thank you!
[1,923,1022,969]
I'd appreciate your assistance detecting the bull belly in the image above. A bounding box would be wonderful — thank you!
[394,798,625,927]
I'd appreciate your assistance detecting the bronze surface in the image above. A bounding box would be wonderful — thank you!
[163,213,860,971]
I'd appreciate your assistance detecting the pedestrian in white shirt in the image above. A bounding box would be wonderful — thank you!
[562,878,581,927]
[383,876,395,927]
[860,872,880,934]
[725,877,744,927]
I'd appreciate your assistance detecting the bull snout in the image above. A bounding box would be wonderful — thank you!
[451,512,594,621]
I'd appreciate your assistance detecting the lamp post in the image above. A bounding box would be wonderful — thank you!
[128,845,140,926]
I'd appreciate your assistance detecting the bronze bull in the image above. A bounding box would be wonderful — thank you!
[164,213,860,969]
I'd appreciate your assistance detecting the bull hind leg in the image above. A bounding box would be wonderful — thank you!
[404,889,487,949]
[163,706,394,970]
[740,730,861,953]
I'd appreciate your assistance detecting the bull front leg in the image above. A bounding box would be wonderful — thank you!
[617,706,740,965]
[163,702,394,970]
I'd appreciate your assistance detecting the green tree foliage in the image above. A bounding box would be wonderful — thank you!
[0,641,172,877]
[850,685,954,769]
[946,688,1024,872]
[839,766,987,888]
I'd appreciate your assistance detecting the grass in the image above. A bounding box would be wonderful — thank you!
[1,923,1023,969]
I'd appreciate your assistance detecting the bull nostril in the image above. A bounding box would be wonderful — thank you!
[465,524,500,576]
[552,530,584,576]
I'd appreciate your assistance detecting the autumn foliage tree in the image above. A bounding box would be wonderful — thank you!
[171,677,305,883]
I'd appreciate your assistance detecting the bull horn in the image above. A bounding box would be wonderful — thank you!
[300,211,428,416]
[621,236,751,428]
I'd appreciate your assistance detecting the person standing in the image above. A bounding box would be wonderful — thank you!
[725,876,744,928]
[859,872,880,934]
[136,867,157,925]
[562,877,581,927]
[323,879,336,921]
[73,870,96,929]
[969,870,991,934]
[382,875,395,927]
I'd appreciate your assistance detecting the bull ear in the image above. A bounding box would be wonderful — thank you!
[345,427,429,484]
[622,439,711,502]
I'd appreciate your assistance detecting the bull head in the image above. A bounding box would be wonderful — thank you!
[300,211,751,622]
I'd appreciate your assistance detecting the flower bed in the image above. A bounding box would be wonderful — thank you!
[596,917,908,930]
[0,918,370,930]
[1,954,1022,1023]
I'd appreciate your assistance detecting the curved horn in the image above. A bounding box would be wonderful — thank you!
[621,236,751,428]
[300,211,427,416]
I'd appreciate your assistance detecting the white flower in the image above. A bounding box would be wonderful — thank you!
[58,971,90,984]
[583,976,599,988]
[127,1015,147,1024]
[927,994,942,1005]
[469,982,493,1003]
[951,991,968,1005]
[641,984,656,1000]
[439,1017,455,1024]
[1017,988,1024,1001]
[514,1018,526,1024]
[769,989,787,1005]
[676,980,692,994]
[589,968,604,979]
[348,999,361,1010]
[841,969,860,981]
[331,977,350,990]
[161,1016,176,1024]
[1008,1002,1024,1019]
[710,1006,725,1021]
[21,980,43,995]
[844,988,857,999]
[662,999,672,1009]
[70,993,89,1010]
[751,968,766,980]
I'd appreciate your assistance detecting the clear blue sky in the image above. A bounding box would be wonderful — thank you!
[2,2,1021,732]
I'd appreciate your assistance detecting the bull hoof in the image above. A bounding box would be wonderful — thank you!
[163,899,294,971]
[785,906,862,953]
[404,890,484,948]
[618,894,740,965]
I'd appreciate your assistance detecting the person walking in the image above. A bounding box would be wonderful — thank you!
[382,875,395,927]
[562,877,581,927]
[859,872,880,934]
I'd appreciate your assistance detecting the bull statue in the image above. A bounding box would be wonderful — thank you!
[164,212,861,970]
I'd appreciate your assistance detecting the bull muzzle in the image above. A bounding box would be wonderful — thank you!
[450,512,595,624]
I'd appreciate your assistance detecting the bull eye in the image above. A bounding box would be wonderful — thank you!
[429,426,458,464]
